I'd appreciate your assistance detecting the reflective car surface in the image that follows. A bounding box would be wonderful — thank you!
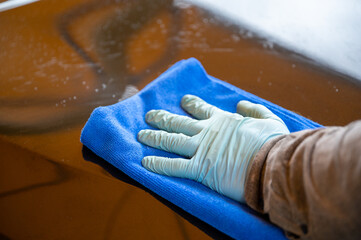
[1,0,361,239]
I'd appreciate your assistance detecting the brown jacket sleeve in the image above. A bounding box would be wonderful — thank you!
[244,120,361,240]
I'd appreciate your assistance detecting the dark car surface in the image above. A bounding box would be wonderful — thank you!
[1,0,361,239]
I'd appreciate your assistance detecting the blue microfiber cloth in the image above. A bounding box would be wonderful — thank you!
[81,58,321,240]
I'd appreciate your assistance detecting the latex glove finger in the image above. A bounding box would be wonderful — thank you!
[237,100,282,122]
[142,156,192,178]
[145,110,203,136]
[181,94,221,120]
[138,129,197,157]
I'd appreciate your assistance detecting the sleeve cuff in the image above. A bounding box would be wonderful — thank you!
[244,135,286,212]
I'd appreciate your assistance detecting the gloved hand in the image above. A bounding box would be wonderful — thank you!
[138,94,289,202]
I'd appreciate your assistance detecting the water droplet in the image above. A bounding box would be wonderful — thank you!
[246,32,253,38]
[231,34,240,42]
[174,0,191,9]
[262,41,274,49]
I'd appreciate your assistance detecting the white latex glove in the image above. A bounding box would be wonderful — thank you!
[138,94,289,202]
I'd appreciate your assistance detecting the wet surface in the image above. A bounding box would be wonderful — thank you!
[1,0,361,239]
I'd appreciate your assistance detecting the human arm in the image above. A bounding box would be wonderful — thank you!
[137,94,361,239]
[245,120,361,239]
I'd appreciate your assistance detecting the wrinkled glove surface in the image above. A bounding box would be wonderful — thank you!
[138,94,289,202]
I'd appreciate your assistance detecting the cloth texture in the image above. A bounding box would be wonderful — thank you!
[245,120,361,239]
[81,58,321,240]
